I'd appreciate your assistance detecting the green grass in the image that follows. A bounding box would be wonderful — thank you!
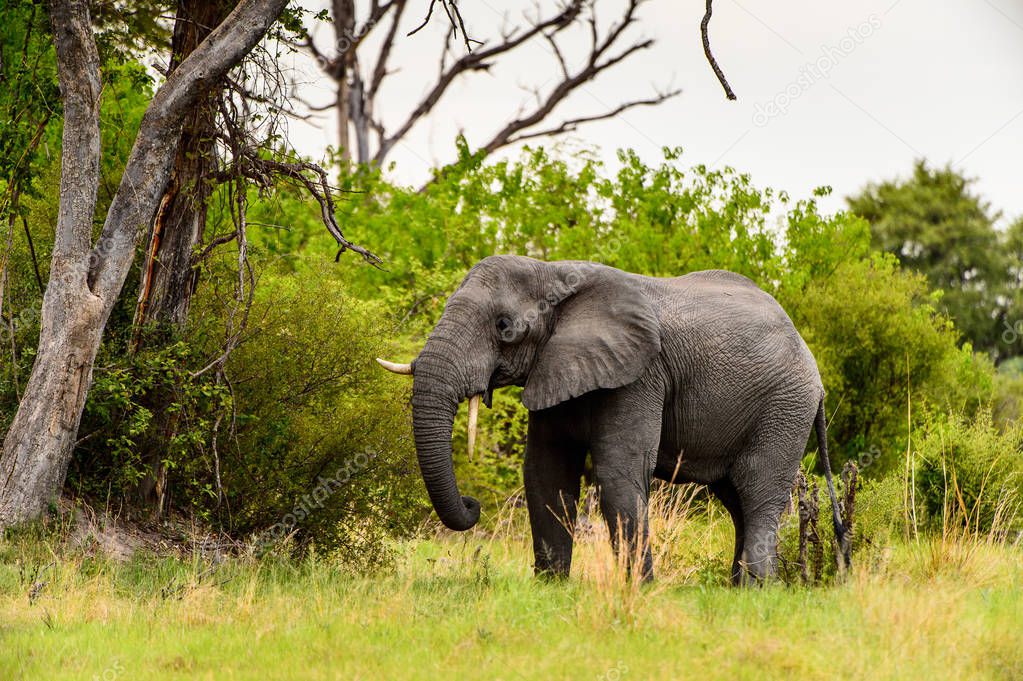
[1,499,1022,680]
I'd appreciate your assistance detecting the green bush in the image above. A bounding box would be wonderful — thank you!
[914,411,1023,533]
[853,471,908,566]
[65,260,429,559]
[72,340,230,514]
[993,359,1023,426]
[790,253,993,470]
[198,263,429,554]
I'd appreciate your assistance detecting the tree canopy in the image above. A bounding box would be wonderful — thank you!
[847,160,1023,363]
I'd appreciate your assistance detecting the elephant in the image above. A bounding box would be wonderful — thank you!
[378,255,847,584]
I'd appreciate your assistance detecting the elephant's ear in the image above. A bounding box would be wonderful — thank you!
[522,263,660,411]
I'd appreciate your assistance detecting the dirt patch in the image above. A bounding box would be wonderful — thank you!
[61,498,243,562]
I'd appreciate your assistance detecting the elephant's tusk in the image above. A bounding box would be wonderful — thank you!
[376,358,413,375]
[467,394,481,461]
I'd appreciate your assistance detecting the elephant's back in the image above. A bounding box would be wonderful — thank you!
[660,270,797,337]
[675,268,761,289]
[654,270,822,453]
[671,271,816,376]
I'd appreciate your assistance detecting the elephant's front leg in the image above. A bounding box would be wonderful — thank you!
[524,408,586,578]
[589,381,664,582]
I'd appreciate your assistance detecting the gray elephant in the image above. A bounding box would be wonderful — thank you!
[378,255,847,583]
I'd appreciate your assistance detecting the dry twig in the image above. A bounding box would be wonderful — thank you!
[701,0,736,100]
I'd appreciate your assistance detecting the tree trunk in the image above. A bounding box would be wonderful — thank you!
[131,0,233,516]
[0,0,289,528]
[133,0,232,341]
[332,0,355,161]
[0,0,103,525]
[0,278,106,523]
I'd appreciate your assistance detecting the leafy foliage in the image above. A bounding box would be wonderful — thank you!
[195,264,428,549]
[914,411,1023,533]
[847,160,1023,362]
[791,253,992,469]
[72,341,231,515]
[0,90,1010,549]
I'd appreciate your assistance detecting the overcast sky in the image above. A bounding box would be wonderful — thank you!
[284,0,1023,224]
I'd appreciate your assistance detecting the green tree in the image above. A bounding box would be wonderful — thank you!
[847,160,1018,361]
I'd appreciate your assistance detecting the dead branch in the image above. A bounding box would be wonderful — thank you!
[797,471,823,584]
[407,0,481,52]
[214,95,382,268]
[501,89,680,148]
[479,1,674,156]
[701,0,736,100]
[304,1,677,166]
[303,0,679,168]
[368,0,407,99]
[87,0,291,301]
[375,1,582,162]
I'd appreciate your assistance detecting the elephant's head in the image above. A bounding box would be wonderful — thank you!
[378,255,661,530]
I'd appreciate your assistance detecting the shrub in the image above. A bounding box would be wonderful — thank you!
[199,264,429,554]
[993,359,1023,426]
[790,254,993,470]
[66,260,430,560]
[914,411,1023,534]
[72,340,230,515]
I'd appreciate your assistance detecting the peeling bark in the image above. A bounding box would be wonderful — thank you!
[131,1,234,515]
[132,0,235,340]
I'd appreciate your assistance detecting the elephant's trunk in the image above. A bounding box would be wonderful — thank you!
[411,350,481,531]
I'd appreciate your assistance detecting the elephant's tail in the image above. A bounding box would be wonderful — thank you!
[815,398,851,570]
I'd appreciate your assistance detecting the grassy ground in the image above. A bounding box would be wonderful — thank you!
[1,494,1021,680]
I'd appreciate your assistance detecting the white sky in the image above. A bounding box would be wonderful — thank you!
[284,0,1023,224]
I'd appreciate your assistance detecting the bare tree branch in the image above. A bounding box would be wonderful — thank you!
[367,0,406,100]
[503,90,681,146]
[701,0,736,100]
[305,0,676,169]
[214,95,382,268]
[543,30,570,81]
[479,0,665,156]
[375,1,582,162]
[407,0,481,52]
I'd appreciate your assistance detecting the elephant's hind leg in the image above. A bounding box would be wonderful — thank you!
[524,410,586,578]
[709,478,745,586]
[730,419,812,584]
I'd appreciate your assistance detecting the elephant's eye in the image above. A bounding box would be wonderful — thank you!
[496,316,518,342]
